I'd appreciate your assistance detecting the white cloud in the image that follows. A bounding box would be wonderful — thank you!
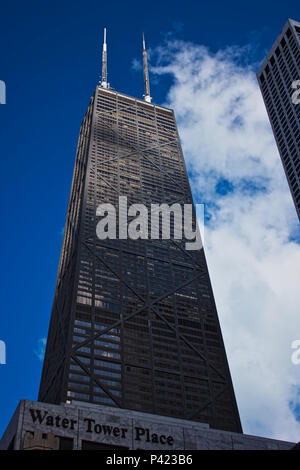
[153,40,300,442]
[34,337,46,362]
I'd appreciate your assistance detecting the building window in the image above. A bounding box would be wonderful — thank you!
[58,436,74,450]
[81,440,128,450]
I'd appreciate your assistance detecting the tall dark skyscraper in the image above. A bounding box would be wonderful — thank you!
[1,27,297,452]
[257,18,300,221]
[38,31,242,434]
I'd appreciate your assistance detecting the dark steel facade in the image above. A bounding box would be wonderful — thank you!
[39,86,242,433]
[257,18,300,221]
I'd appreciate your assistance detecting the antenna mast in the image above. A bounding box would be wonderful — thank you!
[142,33,152,102]
[100,28,108,88]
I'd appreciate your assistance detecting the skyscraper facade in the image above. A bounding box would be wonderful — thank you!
[257,18,300,221]
[38,33,242,434]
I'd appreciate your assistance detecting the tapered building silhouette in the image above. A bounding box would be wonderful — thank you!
[38,31,242,433]
[257,18,300,221]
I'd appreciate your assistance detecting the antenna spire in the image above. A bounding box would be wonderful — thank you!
[142,33,152,103]
[100,27,108,88]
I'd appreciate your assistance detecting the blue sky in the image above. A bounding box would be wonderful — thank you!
[1,0,300,442]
